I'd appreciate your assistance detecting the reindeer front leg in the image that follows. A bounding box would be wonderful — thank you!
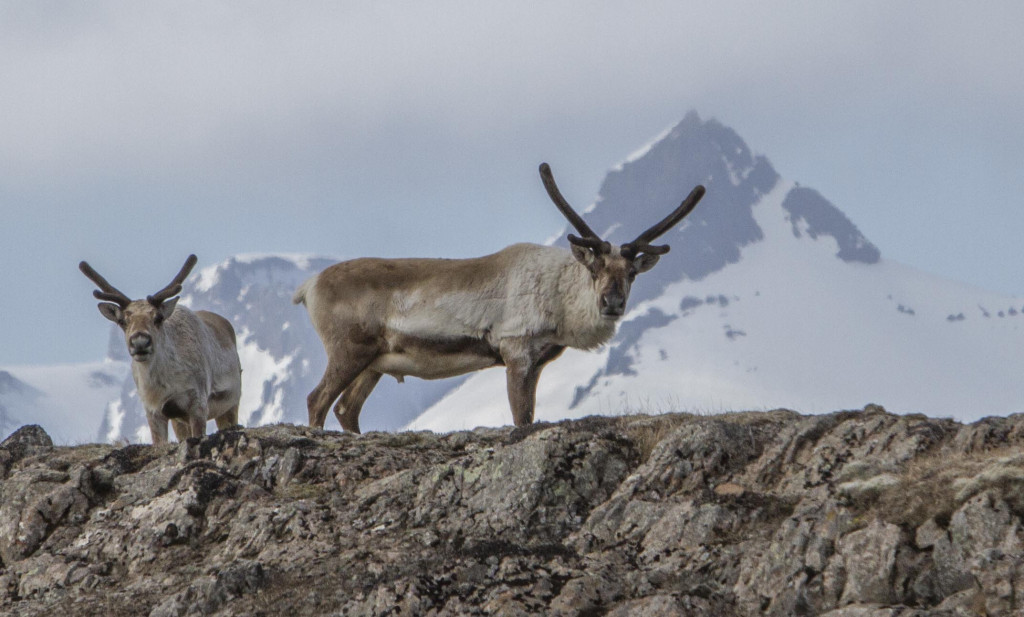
[500,339,564,427]
[162,392,205,441]
[147,412,170,445]
[505,360,540,426]
[171,420,191,441]
[189,403,208,439]
[501,338,537,426]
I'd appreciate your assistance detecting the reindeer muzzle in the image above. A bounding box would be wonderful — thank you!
[129,333,154,360]
[600,293,626,318]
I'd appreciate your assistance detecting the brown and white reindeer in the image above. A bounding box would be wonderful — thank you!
[293,163,705,432]
[80,255,242,444]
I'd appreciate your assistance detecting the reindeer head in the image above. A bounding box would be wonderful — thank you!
[540,163,704,319]
[79,255,198,362]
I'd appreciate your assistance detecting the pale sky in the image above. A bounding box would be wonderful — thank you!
[2,2,1023,365]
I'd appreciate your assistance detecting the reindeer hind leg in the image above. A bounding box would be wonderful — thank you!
[307,351,376,430]
[332,369,382,434]
[215,403,239,431]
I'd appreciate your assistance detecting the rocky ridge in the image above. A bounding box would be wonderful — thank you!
[1,406,1023,616]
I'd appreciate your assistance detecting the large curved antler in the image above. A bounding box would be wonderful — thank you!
[79,261,133,308]
[539,163,611,255]
[621,185,705,259]
[147,254,198,306]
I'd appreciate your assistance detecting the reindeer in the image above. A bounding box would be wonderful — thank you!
[293,163,705,432]
[79,255,242,445]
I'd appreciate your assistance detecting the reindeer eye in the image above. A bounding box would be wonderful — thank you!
[154,314,164,326]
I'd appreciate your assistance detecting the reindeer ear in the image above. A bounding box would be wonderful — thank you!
[98,303,123,324]
[158,297,179,321]
[571,244,597,268]
[633,253,660,274]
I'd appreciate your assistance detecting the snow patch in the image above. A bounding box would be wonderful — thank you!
[614,124,675,171]
[600,222,622,239]
[236,327,295,426]
[193,264,221,294]
[543,226,568,246]
[232,253,320,269]
[725,155,752,186]
[104,399,125,444]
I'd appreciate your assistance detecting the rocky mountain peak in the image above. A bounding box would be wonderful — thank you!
[558,111,879,307]
[611,113,775,297]
[0,372,38,397]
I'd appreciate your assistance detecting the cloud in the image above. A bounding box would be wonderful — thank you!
[3,1,1024,365]
[4,2,1022,183]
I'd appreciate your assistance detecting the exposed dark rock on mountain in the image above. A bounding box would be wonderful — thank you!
[2,407,1023,616]
[781,186,879,264]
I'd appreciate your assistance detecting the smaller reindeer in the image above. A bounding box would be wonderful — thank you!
[80,255,242,445]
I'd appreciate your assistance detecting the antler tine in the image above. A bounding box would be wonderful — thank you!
[93,290,130,304]
[620,242,671,260]
[632,185,705,245]
[147,254,198,306]
[622,185,706,256]
[539,163,605,248]
[79,261,132,308]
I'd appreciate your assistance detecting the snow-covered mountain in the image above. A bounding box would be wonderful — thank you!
[0,363,126,444]
[409,112,1024,431]
[6,111,1021,443]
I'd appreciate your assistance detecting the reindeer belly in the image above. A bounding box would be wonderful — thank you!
[372,334,502,380]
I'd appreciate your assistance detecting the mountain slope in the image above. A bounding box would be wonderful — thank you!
[409,113,1023,431]
[0,363,126,444]
[0,371,39,439]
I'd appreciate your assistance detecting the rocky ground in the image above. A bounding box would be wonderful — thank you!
[1,405,1023,616]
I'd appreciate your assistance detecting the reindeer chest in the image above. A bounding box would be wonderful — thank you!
[132,362,203,414]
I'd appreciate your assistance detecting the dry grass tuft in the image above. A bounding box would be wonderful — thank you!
[617,413,693,464]
[847,444,1024,528]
